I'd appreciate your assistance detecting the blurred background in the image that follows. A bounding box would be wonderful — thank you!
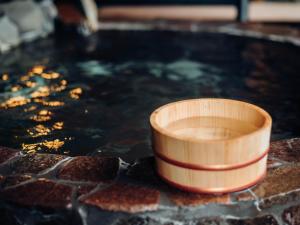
[97,0,300,22]
[1,0,300,52]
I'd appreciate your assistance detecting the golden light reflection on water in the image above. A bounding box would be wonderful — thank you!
[41,72,60,79]
[11,85,22,92]
[1,96,31,108]
[34,99,65,107]
[24,105,37,112]
[31,65,45,74]
[30,86,51,98]
[26,122,64,137]
[51,80,67,92]
[27,124,51,137]
[69,87,83,99]
[53,122,64,130]
[25,81,37,88]
[0,65,83,154]
[21,143,40,154]
[2,74,9,81]
[22,139,65,153]
[20,75,31,82]
[43,139,65,150]
[30,110,52,122]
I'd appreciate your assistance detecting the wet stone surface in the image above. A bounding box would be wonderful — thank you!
[57,156,119,182]
[0,147,20,164]
[0,178,72,209]
[227,215,279,225]
[166,190,230,206]
[114,217,161,225]
[4,153,67,175]
[76,184,97,198]
[0,137,299,223]
[126,157,165,187]
[266,156,283,169]
[269,138,300,163]
[0,174,32,189]
[282,205,300,225]
[236,165,300,207]
[196,217,226,225]
[82,183,160,213]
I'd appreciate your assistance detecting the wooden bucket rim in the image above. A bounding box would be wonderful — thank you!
[150,98,272,143]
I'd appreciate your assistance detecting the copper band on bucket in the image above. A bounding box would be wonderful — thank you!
[157,169,266,194]
[154,147,269,171]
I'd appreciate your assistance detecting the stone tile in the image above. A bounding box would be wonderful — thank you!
[7,153,67,175]
[269,138,300,163]
[0,178,72,208]
[41,182,73,208]
[0,175,32,189]
[253,165,300,198]
[235,190,254,202]
[166,188,230,207]
[267,156,283,169]
[76,184,97,198]
[195,217,223,225]
[236,165,300,203]
[57,156,119,182]
[261,191,300,209]
[0,179,54,206]
[127,157,165,187]
[114,216,164,225]
[0,147,20,164]
[227,215,279,225]
[82,183,160,213]
[282,205,300,225]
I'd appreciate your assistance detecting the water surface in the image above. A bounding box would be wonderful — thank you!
[0,30,300,160]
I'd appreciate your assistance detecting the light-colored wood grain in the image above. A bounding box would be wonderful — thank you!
[156,155,267,193]
[150,98,272,193]
[99,3,300,22]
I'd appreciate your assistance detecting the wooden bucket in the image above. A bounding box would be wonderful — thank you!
[150,98,272,194]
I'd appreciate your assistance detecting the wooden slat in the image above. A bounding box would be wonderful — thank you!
[99,2,300,22]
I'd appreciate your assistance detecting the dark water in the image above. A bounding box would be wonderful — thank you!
[0,30,300,160]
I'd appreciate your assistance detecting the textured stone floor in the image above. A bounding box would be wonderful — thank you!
[0,138,300,225]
